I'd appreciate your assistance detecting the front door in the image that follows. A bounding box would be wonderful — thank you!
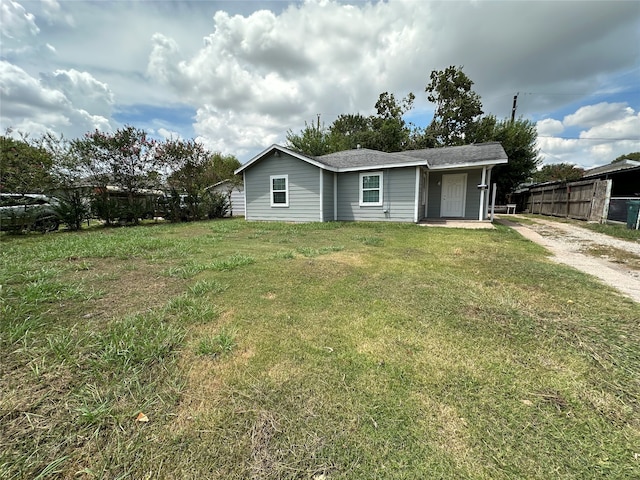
[440,173,467,217]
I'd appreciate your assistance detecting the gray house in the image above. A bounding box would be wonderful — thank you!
[235,142,508,223]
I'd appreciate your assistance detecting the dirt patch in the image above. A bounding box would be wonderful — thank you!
[65,257,185,320]
[498,216,640,302]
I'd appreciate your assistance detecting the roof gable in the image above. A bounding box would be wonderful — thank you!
[235,144,331,174]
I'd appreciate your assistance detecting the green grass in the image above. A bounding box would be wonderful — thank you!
[1,219,639,479]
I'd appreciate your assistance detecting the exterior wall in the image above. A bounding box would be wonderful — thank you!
[322,170,335,221]
[427,169,484,219]
[245,152,322,221]
[336,167,416,222]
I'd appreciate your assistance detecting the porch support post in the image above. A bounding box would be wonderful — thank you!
[478,166,487,221]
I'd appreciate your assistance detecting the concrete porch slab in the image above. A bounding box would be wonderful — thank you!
[418,219,495,229]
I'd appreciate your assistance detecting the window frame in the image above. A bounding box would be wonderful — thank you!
[270,174,289,207]
[359,171,383,207]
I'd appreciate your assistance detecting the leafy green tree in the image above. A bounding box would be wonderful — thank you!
[488,117,541,202]
[160,138,240,221]
[0,133,54,193]
[72,126,161,224]
[288,92,416,155]
[612,152,640,163]
[368,92,415,152]
[286,121,333,156]
[41,133,91,230]
[328,114,372,151]
[425,66,483,146]
[532,163,584,183]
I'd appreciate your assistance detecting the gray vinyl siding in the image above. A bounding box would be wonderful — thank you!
[427,169,483,219]
[322,170,335,221]
[245,152,321,221]
[337,167,416,222]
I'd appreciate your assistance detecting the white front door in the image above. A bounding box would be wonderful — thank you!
[440,173,467,217]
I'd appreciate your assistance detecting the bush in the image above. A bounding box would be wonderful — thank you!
[205,192,228,219]
[54,190,90,231]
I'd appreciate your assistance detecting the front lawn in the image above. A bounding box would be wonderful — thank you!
[1,220,638,479]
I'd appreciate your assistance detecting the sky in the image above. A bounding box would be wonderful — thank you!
[1,0,639,169]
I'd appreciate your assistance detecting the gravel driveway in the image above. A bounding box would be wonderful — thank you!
[497,216,640,303]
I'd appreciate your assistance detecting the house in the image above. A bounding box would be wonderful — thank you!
[234,142,508,223]
[208,180,245,217]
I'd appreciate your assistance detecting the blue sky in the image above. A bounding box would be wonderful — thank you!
[1,0,639,169]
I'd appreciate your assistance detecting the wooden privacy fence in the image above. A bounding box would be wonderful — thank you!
[526,179,612,222]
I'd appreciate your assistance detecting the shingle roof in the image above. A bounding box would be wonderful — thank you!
[313,148,422,170]
[395,142,508,167]
[236,142,508,174]
[314,142,507,171]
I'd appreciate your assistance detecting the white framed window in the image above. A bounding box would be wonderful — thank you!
[359,171,383,206]
[270,175,289,207]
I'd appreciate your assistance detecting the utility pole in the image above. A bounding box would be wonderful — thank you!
[317,113,321,130]
[511,93,519,122]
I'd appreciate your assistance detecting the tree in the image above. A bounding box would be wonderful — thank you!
[532,163,584,183]
[288,92,416,156]
[612,152,640,163]
[425,66,483,146]
[160,138,240,221]
[368,92,415,152]
[41,133,91,231]
[286,120,333,156]
[0,133,54,193]
[487,117,541,202]
[72,126,161,224]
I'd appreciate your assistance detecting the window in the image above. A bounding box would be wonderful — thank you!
[359,172,383,206]
[270,175,289,207]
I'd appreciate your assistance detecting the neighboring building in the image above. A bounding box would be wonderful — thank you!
[208,180,245,217]
[582,160,640,222]
[235,143,508,223]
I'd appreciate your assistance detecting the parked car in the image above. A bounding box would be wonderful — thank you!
[0,193,61,233]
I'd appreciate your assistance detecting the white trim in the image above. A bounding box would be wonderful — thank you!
[359,171,383,207]
[440,173,467,218]
[414,167,420,223]
[270,174,289,207]
[333,172,338,221]
[319,169,324,221]
[236,145,333,174]
[242,172,248,219]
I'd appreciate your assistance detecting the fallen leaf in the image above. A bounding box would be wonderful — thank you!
[136,412,149,422]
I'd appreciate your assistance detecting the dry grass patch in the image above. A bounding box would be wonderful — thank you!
[583,244,640,270]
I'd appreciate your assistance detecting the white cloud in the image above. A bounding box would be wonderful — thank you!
[0,61,113,138]
[0,0,39,40]
[40,69,114,118]
[564,102,634,128]
[537,103,640,168]
[536,118,564,136]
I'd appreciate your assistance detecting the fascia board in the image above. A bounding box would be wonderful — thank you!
[428,159,508,171]
[335,160,429,172]
[234,145,336,174]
